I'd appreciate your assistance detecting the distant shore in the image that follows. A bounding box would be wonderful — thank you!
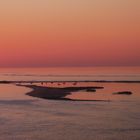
[0,80,140,84]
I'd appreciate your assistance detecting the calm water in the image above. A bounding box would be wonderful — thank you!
[0,67,140,140]
[0,67,140,81]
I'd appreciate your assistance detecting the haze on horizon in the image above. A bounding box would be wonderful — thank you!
[0,0,140,67]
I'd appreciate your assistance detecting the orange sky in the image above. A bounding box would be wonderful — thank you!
[0,0,140,67]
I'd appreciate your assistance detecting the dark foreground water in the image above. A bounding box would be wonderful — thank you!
[0,83,140,140]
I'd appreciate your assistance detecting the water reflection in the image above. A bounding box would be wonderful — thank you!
[0,84,32,100]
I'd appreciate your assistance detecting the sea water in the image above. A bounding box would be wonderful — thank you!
[0,66,140,81]
[0,67,140,140]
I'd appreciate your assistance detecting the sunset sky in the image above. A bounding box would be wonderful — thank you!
[0,0,140,67]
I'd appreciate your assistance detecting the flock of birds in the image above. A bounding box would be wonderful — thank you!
[16,80,79,87]
[39,81,78,86]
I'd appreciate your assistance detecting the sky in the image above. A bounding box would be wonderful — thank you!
[0,0,140,67]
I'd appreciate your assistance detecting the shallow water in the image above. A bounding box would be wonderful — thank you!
[66,83,140,101]
[0,83,140,140]
[0,84,33,100]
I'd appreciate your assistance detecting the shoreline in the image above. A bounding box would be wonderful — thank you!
[0,80,140,84]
